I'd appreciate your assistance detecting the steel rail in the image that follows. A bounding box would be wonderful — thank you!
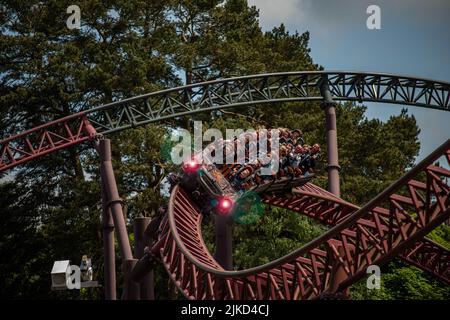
[1,71,449,172]
[265,184,449,284]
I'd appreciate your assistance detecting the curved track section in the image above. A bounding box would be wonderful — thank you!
[263,183,450,284]
[154,139,450,299]
[2,71,450,172]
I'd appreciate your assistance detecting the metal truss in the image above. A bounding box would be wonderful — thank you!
[154,139,450,299]
[262,184,450,284]
[1,71,449,172]
[0,115,97,171]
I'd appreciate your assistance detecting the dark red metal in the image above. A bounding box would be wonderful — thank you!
[0,72,447,301]
[153,139,450,299]
[0,115,96,171]
[263,183,450,284]
[122,259,140,300]
[96,139,133,261]
[133,217,155,300]
[1,72,449,174]
[214,215,233,270]
[321,74,341,197]
[96,139,139,299]
[100,174,117,300]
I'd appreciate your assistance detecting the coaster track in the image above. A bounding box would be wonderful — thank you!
[1,71,449,172]
[153,139,450,299]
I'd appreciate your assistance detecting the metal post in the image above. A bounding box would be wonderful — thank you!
[321,75,341,198]
[320,76,347,298]
[96,139,136,299]
[133,217,155,300]
[326,244,347,299]
[214,215,233,270]
[122,259,140,300]
[100,177,116,300]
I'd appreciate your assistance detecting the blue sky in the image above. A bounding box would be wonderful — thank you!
[248,0,450,162]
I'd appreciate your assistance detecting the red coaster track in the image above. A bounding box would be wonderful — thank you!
[153,139,450,299]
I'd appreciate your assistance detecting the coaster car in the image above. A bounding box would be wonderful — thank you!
[179,158,314,217]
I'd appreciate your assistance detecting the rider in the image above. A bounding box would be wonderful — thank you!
[288,145,304,177]
[279,128,291,145]
[230,158,262,189]
[290,129,304,146]
[278,145,290,176]
[298,143,320,175]
[309,143,321,172]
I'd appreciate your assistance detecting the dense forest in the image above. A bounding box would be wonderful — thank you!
[0,0,449,299]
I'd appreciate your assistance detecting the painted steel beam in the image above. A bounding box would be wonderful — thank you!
[263,184,450,284]
[1,71,449,172]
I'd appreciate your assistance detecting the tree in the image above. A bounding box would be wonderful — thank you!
[0,0,177,298]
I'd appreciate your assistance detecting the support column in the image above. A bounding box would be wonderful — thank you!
[133,217,155,300]
[320,77,347,298]
[325,244,347,299]
[321,75,341,198]
[96,139,137,299]
[214,215,233,270]
[100,176,116,300]
[122,259,140,300]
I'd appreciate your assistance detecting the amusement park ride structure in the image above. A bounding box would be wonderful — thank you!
[0,71,449,300]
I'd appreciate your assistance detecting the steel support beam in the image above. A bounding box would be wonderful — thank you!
[321,75,341,197]
[133,217,155,300]
[122,259,140,300]
[324,243,348,299]
[214,215,233,270]
[100,176,117,300]
[321,75,343,295]
[96,138,137,299]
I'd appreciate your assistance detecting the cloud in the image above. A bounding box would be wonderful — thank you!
[247,0,450,164]
[248,0,307,31]
[249,0,450,35]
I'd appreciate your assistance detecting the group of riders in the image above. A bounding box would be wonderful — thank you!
[201,128,321,191]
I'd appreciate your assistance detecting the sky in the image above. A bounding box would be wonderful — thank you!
[248,0,450,162]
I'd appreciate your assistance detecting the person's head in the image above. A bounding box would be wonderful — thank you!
[291,129,302,139]
[240,168,252,179]
[276,128,283,137]
[295,145,303,154]
[280,145,288,156]
[311,143,321,154]
[302,144,310,153]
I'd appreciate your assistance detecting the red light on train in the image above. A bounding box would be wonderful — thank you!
[216,197,234,215]
[183,160,200,172]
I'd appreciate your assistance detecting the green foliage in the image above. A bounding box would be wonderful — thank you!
[426,225,450,249]
[233,207,326,269]
[351,260,450,300]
